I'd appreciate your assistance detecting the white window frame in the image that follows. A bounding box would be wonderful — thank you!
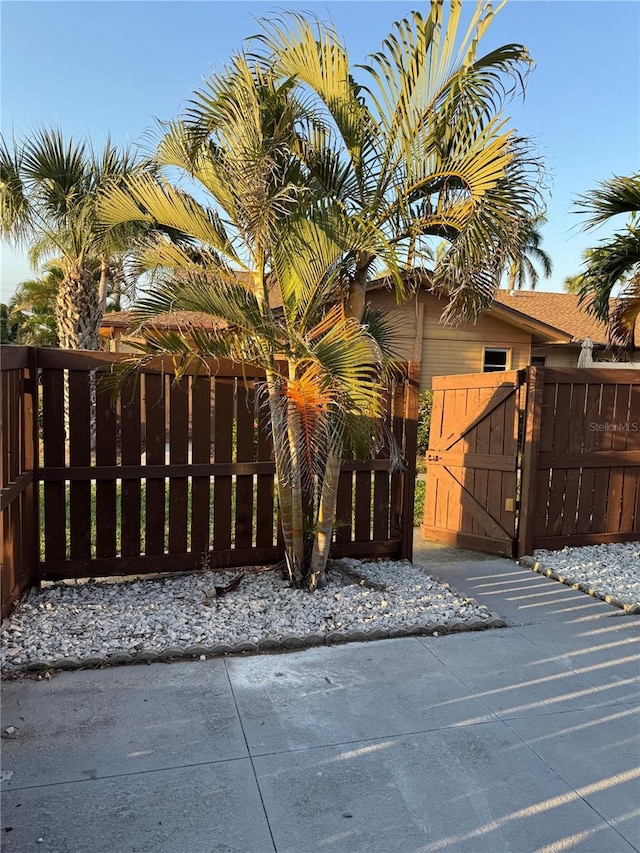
[482,346,511,372]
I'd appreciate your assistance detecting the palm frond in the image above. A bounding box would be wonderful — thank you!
[576,174,640,229]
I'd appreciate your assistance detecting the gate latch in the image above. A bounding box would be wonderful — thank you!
[427,453,440,462]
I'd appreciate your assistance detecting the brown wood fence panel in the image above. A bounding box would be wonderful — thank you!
[168,377,189,555]
[1,348,38,618]
[22,350,417,582]
[235,382,255,550]
[143,373,166,555]
[421,366,640,557]
[121,374,143,557]
[41,364,66,562]
[255,381,275,549]
[528,369,640,552]
[190,374,211,555]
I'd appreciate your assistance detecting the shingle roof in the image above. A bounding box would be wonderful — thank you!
[368,270,633,346]
[492,290,623,345]
[101,310,229,332]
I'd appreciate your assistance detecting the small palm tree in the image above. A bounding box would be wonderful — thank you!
[99,56,392,589]
[506,213,553,290]
[575,173,640,350]
[8,262,61,346]
[0,129,145,349]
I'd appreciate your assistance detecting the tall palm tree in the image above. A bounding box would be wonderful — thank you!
[505,213,553,290]
[0,129,144,349]
[253,0,544,323]
[99,56,393,589]
[576,173,640,350]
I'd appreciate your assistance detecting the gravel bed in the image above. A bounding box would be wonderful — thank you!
[524,542,640,612]
[0,559,504,672]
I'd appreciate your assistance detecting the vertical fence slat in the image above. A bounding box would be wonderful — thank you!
[389,380,405,541]
[168,377,189,554]
[424,388,444,533]
[191,374,211,556]
[620,384,640,533]
[22,350,39,583]
[235,381,255,550]
[334,470,353,544]
[255,382,274,548]
[461,387,479,536]
[144,373,166,555]
[591,383,616,533]
[561,382,587,536]
[42,367,66,561]
[95,378,117,558]
[68,370,92,559]
[373,389,391,541]
[606,383,631,534]
[213,377,233,551]
[517,367,544,558]
[486,387,506,535]
[575,383,602,535]
[120,374,142,557]
[1,370,13,606]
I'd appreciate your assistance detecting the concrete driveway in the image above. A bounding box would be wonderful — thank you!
[2,551,639,853]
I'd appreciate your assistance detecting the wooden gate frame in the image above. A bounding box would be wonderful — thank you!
[422,366,640,558]
[421,370,523,557]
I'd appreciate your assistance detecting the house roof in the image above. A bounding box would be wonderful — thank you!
[100,310,229,333]
[492,290,615,345]
[367,269,635,347]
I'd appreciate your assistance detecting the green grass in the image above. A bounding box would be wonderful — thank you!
[414,479,425,527]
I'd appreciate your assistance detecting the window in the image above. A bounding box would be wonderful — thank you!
[483,347,510,372]
[531,355,546,367]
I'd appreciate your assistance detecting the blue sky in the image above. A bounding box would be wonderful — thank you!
[1,0,638,301]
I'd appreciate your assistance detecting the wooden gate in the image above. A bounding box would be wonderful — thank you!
[422,367,640,557]
[421,371,524,556]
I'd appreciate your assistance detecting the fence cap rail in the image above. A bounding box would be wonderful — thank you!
[0,345,30,371]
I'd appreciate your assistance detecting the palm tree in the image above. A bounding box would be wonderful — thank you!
[575,173,640,350]
[0,129,144,349]
[99,56,393,589]
[7,262,61,346]
[253,0,544,323]
[506,213,553,290]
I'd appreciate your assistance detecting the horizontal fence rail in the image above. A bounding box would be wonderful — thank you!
[1,347,418,610]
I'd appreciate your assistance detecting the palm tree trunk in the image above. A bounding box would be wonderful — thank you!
[55,265,103,350]
[98,258,110,314]
[309,437,342,591]
[285,363,305,585]
[265,369,304,583]
[347,251,371,322]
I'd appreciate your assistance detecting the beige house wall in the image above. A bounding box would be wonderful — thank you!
[531,345,579,368]
[367,290,533,390]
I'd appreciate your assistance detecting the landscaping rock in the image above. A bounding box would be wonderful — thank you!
[1,558,504,672]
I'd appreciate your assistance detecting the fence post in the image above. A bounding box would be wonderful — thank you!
[400,362,420,561]
[23,347,40,585]
[517,366,544,558]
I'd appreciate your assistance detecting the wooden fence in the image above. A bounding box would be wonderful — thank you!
[1,347,418,615]
[1,347,38,617]
[422,366,640,557]
[519,367,640,554]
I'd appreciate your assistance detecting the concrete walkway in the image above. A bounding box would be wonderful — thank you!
[2,539,639,852]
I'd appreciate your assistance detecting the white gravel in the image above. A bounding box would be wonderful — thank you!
[0,559,501,671]
[532,542,640,609]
